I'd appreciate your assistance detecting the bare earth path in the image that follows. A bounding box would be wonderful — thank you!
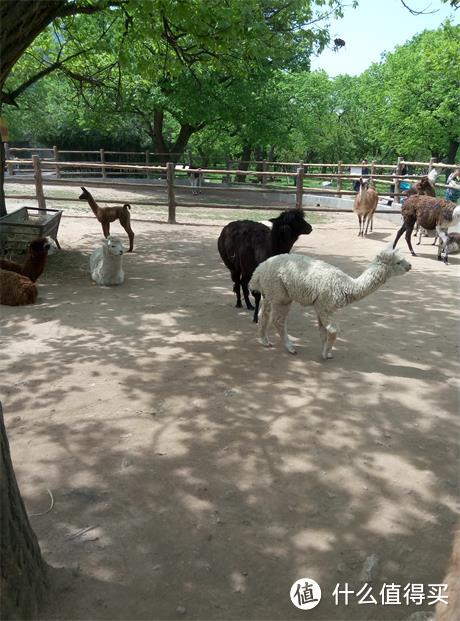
[0,210,458,621]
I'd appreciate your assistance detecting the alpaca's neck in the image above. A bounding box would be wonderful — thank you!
[270,229,296,255]
[84,192,100,216]
[21,255,46,282]
[348,262,390,303]
[359,186,368,203]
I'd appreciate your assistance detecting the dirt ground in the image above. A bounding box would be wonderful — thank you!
[1,203,459,621]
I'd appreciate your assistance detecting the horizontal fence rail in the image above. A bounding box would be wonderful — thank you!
[4,149,456,224]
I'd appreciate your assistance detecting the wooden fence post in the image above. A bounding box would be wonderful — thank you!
[32,155,46,211]
[166,162,176,224]
[337,160,343,197]
[262,159,267,186]
[295,163,304,209]
[395,156,402,204]
[100,148,106,178]
[145,150,150,179]
[53,145,60,178]
[225,157,231,184]
[5,142,13,175]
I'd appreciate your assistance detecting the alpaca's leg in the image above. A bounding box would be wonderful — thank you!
[241,277,254,311]
[317,316,327,344]
[258,298,273,347]
[252,291,261,323]
[102,222,110,238]
[362,214,369,236]
[357,214,362,236]
[120,214,135,252]
[393,222,407,250]
[404,225,416,256]
[317,311,337,360]
[364,214,370,235]
[271,302,295,354]
[231,271,242,307]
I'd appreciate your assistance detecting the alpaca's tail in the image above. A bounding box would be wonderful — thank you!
[123,204,131,211]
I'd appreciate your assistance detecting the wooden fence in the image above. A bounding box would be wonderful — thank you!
[3,149,456,224]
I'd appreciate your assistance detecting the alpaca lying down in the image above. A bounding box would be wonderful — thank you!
[90,236,125,286]
[249,248,411,360]
[0,269,38,305]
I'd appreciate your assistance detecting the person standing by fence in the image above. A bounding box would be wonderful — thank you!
[387,158,408,206]
[445,167,460,203]
[353,159,370,192]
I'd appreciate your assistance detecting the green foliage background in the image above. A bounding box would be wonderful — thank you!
[3,1,459,165]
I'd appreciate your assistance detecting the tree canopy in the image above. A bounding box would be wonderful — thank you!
[2,2,459,169]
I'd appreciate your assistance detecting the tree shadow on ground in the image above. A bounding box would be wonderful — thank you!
[1,220,458,621]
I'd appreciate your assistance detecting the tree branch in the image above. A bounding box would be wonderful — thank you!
[57,0,128,18]
[400,1,437,15]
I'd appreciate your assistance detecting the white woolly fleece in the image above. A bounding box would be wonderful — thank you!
[90,236,125,286]
[250,249,411,313]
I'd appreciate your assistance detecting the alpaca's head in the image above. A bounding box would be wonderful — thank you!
[28,237,51,258]
[357,177,370,192]
[270,209,313,238]
[103,236,124,257]
[79,187,91,200]
[419,176,432,190]
[45,237,58,255]
[375,247,412,276]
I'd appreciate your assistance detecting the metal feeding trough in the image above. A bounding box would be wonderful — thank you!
[0,206,62,255]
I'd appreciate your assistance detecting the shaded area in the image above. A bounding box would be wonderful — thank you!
[0,214,458,620]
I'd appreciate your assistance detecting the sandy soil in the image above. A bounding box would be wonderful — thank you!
[1,205,459,621]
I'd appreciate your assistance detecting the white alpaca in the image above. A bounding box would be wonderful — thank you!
[427,167,439,184]
[90,236,125,286]
[249,248,411,360]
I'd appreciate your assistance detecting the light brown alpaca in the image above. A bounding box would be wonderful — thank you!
[79,187,134,252]
[0,269,38,305]
[353,178,378,236]
[435,529,459,621]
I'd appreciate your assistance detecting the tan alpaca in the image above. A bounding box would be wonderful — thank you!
[79,187,134,252]
[353,177,379,236]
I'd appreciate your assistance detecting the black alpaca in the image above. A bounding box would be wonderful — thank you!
[217,209,313,322]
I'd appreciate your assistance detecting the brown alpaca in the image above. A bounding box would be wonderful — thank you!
[435,529,460,621]
[393,195,460,256]
[353,178,378,236]
[79,187,134,252]
[403,175,436,199]
[0,237,50,282]
[0,269,38,305]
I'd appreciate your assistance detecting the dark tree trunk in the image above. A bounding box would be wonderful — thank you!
[171,124,197,164]
[152,108,203,164]
[235,144,252,183]
[0,1,66,91]
[0,402,49,619]
[446,139,459,165]
[0,140,6,217]
[152,108,168,163]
